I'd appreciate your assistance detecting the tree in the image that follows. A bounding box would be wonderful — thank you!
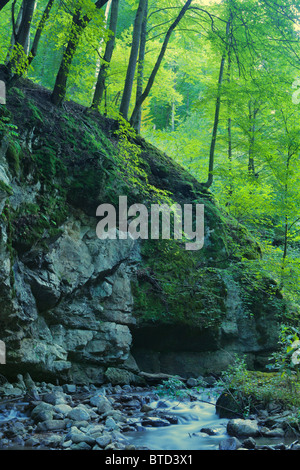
[119,0,147,120]
[51,0,109,106]
[91,0,119,110]
[129,0,193,129]
[204,12,231,188]
[132,0,147,132]
[4,0,55,87]
[28,0,55,68]
[4,0,37,82]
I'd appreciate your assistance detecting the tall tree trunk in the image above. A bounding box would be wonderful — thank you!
[227,44,233,199]
[119,0,147,120]
[28,0,55,66]
[204,53,226,188]
[14,0,36,51]
[132,0,147,132]
[280,151,292,289]
[5,0,36,81]
[91,0,119,110]
[130,0,192,128]
[50,10,89,106]
[6,0,54,88]
[248,101,259,176]
[51,0,109,106]
[204,18,231,189]
[5,1,24,64]
[94,0,112,78]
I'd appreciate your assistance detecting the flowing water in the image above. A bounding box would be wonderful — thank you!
[125,390,230,451]
[0,389,296,451]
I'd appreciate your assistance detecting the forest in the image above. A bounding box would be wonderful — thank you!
[0,0,300,453]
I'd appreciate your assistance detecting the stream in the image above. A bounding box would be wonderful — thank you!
[0,385,298,451]
[125,389,230,450]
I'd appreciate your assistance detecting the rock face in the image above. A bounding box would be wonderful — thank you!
[0,81,288,384]
[0,107,140,383]
[131,275,281,377]
[1,209,140,383]
[131,271,282,377]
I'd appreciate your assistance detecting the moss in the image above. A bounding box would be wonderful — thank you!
[13,88,25,99]
[11,194,67,254]
[27,99,44,123]
[0,179,13,195]
[32,146,67,181]
[132,238,227,328]
[6,141,21,175]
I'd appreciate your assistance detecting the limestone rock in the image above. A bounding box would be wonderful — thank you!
[68,406,91,422]
[227,419,260,438]
[219,437,242,450]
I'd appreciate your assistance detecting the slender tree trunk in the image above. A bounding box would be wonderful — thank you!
[28,0,55,66]
[130,0,192,128]
[132,0,147,132]
[51,0,109,106]
[227,45,233,199]
[50,10,88,106]
[119,0,147,120]
[5,1,24,64]
[5,0,36,81]
[204,18,231,189]
[14,0,36,51]
[6,0,54,89]
[204,53,226,188]
[280,150,292,289]
[91,0,119,110]
[94,0,112,78]
[248,101,259,176]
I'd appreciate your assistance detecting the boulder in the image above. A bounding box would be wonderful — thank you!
[242,437,256,449]
[68,406,90,422]
[216,392,243,419]
[104,367,138,386]
[31,402,54,423]
[227,419,260,437]
[219,437,242,450]
[65,427,96,446]
[36,419,67,432]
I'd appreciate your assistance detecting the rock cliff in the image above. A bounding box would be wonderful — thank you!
[0,80,287,384]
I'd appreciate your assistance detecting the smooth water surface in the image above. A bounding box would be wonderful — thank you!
[126,391,229,450]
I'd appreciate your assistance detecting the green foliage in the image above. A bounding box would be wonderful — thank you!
[0,0,300,388]
[113,115,174,205]
[156,377,188,401]
[0,112,18,141]
[267,325,300,380]
[218,354,300,416]
[9,43,32,77]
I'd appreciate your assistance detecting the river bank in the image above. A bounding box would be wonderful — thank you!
[0,374,299,451]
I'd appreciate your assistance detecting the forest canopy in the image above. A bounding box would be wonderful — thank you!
[0,0,300,306]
